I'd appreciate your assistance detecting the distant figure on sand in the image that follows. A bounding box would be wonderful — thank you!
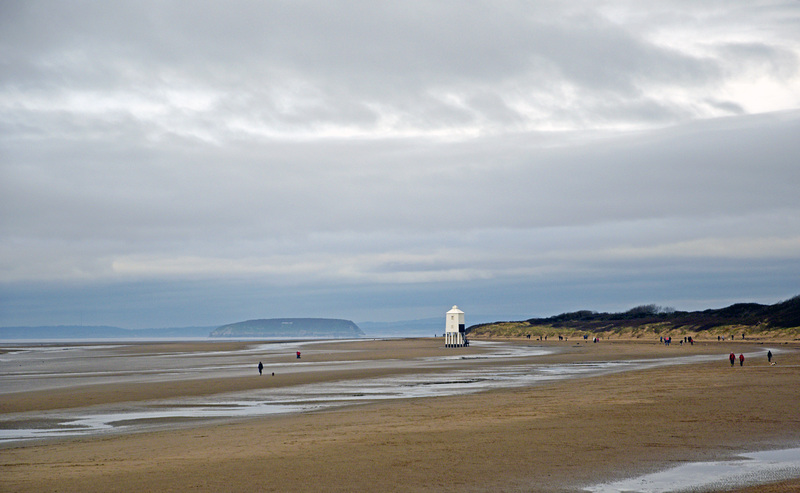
[768,350,773,363]
[729,352,736,366]
[258,361,263,375]
[297,351,301,359]
[739,354,745,366]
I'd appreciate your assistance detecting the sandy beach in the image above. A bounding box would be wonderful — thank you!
[1,337,799,492]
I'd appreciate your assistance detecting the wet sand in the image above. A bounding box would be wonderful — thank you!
[1,338,799,492]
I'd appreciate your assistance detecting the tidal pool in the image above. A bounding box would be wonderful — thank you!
[583,447,800,493]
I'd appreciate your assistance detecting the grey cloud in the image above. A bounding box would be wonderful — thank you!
[4,110,798,248]
[6,1,784,134]
[1,1,799,326]
[704,99,745,115]
[715,42,799,78]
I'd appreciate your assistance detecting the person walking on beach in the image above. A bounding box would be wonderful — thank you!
[739,354,745,366]
[768,350,773,363]
[729,352,736,366]
[258,361,263,375]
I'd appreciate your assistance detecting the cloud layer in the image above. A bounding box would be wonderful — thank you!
[2,1,799,327]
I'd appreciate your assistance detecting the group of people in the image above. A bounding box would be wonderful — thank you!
[729,352,744,366]
[728,350,774,366]
[717,333,748,341]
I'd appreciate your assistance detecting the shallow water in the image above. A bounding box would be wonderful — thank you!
[0,340,763,445]
[583,447,800,493]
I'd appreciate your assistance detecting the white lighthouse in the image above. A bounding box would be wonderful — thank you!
[445,305,466,347]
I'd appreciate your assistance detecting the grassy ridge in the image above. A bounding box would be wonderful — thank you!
[467,295,800,341]
[467,322,800,341]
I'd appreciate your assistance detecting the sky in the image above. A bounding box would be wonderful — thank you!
[1,1,800,329]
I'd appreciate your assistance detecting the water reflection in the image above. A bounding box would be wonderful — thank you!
[0,343,737,444]
[584,447,800,493]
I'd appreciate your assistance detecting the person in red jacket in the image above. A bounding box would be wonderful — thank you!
[729,352,735,366]
[739,353,745,366]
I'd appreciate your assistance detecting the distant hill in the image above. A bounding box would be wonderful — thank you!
[210,318,364,338]
[0,325,214,340]
[468,295,800,339]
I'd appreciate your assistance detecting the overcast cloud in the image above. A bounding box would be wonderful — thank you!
[1,1,799,328]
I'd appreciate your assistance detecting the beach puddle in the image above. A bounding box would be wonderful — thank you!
[0,402,322,443]
[583,447,800,493]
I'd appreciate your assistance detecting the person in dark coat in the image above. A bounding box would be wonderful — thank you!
[258,361,263,375]
[739,353,745,366]
[729,352,736,366]
[768,350,773,363]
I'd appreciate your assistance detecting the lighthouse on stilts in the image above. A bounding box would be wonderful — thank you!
[445,305,467,347]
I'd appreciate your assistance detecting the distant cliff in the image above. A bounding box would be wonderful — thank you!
[210,318,364,338]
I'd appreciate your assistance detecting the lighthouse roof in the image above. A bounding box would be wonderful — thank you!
[447,305,464,314]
